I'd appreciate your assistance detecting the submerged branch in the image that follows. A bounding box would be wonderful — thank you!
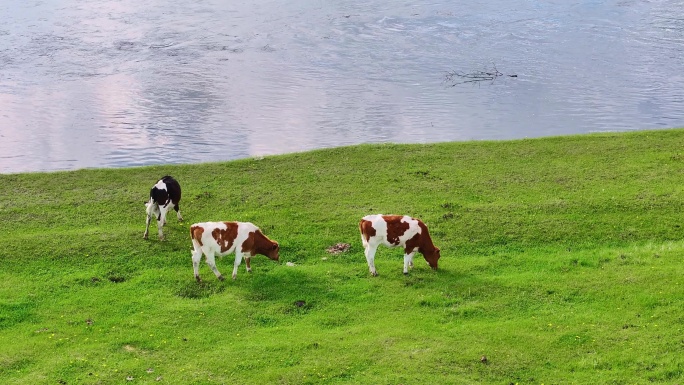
[444,65,517,87]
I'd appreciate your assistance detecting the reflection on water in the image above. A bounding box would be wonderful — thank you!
[0,0,683,173]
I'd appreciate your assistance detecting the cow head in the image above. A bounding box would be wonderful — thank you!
[424,247,441,270]
[267,242,280,261]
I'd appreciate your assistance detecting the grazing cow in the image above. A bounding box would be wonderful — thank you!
[190,221,280,281]
[359,214,440,276]
[143,176,183,240]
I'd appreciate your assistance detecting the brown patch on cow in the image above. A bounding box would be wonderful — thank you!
[383,215,410,245]
[404,232,421,254]
[242,230,279,260]
[241,231,257,256]
[359,219,376,242]
[416,220,434,251]
[190,225,205,246]
[211,222,239,253]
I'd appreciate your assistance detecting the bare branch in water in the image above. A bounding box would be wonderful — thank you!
[444,65,517,87]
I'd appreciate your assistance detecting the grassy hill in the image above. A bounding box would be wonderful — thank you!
[1,129,683,384]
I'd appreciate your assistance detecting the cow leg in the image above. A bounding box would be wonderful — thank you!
[403,252,416,275]
[161,206,169,226]
[232,252,244,280]
[191,246,203,282]
[245,256,252,273]
[144,201,157,239]
[174,204,183,222]
[156,216,164,240]
[204,251,224,281]
[364,245,378,277]
[157,206,169,240]
[144,213,152,239]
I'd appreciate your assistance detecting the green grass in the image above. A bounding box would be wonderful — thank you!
[1,129,683,384]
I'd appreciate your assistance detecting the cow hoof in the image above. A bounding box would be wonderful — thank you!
[232,275,237,280]
[218,275,225,281]
[143,234,148,240]
[403,271,409,275]
[371,272,378,277]
[195,276,202,283]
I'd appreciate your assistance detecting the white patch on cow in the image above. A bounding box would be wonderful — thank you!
[154,180,168,191]
[397,216,421,250]
[145,198,160,217]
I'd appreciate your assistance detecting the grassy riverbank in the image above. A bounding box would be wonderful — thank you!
[1,129,683,384]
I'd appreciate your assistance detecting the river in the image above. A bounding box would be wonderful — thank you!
[1,0,683,173]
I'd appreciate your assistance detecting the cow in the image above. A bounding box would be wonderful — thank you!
[143,176,183,240]
[359,214,440,276]
[190,221,280,281]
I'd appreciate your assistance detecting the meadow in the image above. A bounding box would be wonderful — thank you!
[0,129,683,384]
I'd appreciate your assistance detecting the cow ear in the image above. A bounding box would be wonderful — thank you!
[273,243,279,250]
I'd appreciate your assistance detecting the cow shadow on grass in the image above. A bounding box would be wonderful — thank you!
[175,257,506,320]
[175,267,328,309]
[175,279,227,299]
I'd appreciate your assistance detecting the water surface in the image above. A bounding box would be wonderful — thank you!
[1,0,683,173]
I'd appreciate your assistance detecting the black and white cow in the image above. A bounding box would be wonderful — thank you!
[144,176,183,240]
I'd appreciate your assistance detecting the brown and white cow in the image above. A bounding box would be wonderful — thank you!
[144,176,183,240]
[190,221,280,281]
[359,214,440,276]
